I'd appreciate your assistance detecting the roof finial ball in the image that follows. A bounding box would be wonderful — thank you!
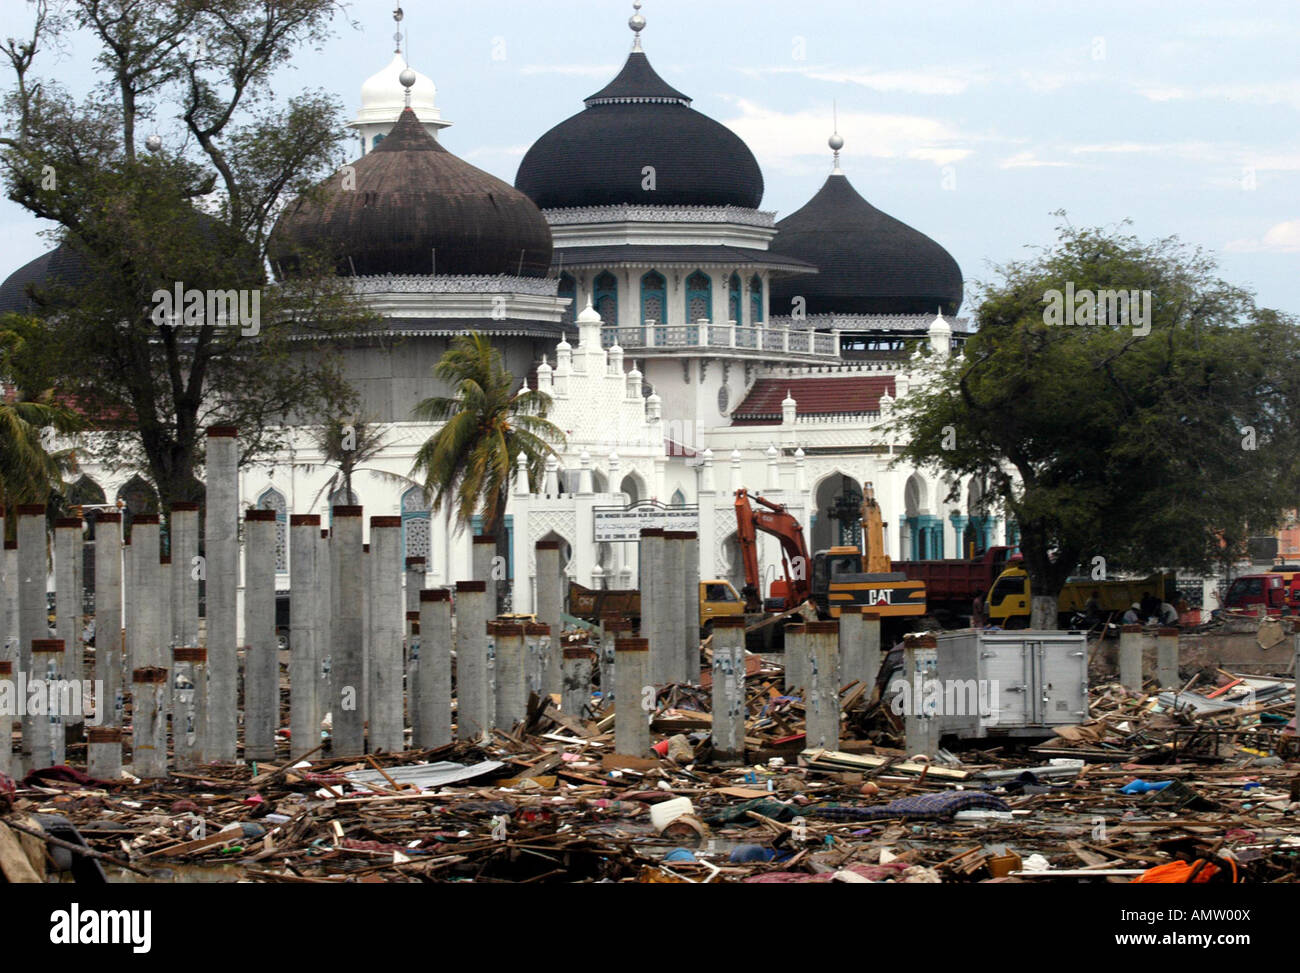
[629,1,646,52]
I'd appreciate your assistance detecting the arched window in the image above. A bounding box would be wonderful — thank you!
[686,271,712,323]
[401,486,431,561]
[750,274,765,323]
[116,475,158,538]
[728,273,742,324]
[257,487,288,573]
[671,488,687,506]
[640,271,666,326]
[372,133,385,150]
[594,271,618,327]
[558,273,577,326]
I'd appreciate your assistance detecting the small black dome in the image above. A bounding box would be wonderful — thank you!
[769,174,963,316]
[0,244,90,315]
[271,109,553,278]
[515,53,764,210]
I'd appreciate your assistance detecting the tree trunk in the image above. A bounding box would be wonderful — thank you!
[1030,594,1058,630]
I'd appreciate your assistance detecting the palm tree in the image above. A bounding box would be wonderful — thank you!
[411,333,565,567]
[299,415,393,510]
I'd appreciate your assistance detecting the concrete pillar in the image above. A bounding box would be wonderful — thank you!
[361,542,370,727]
[639,528,667,685]
[205,426,240,762]
[16,504,47,767]
[902,634,940,757]
[368,516,404,752]
[525,622,550,703]
[29,639,65,767]
[562,645,592,718]
[681,531,700,684]
[1119,624,1143,691]
[454,581,489,741]
[86,726,122,780]
[131,666,169,779]
[710,616,747,765]
[0,524,12,770]
[614,637,651,756]
[131,516,162,670]
[158,555,173,660]
[94,513,124,729]
[0,659,10,777]
[330,506,364,755]
[405,557,425,744]
[122,535,136,673]
[863,611,883,694]
[53,518,84,725]
[838,606,867,692]
[170,503,201,649]
[317,529,332,738]
[784,624,807,695]
[473,535,497,616]
[417,589,452,748]
[535,541,563,698]
[494,622,527,731]
[661,531,685,684]
[598,615,630,705]
[244,509,278,761]
[806,620,840,751]
[1156,627,1180,689]
[172,646,208,770]
[290,515,322,755]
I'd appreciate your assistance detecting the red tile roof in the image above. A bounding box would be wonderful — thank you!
[731,375,895,425]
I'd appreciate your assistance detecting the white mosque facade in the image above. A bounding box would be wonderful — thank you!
[1,8,1013,620]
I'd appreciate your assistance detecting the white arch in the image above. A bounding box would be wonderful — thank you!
[904,472,929,516]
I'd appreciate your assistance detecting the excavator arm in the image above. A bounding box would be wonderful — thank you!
[734,489,813,613]
[860,481,892,574]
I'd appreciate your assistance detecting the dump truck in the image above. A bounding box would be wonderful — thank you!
[985,565,1178,629]
[567,579,746,635]
[893,546,1014,627]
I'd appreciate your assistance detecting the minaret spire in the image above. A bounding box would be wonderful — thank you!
[829,101,845,175]
[629,1,646,52]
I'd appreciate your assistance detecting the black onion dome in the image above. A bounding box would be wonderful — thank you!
[0,244,90,315]
[271,108,553,278]
[515,52,764,210]
[769,174,964,316]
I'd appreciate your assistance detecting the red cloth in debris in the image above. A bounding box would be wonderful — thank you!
[22,765,97,787]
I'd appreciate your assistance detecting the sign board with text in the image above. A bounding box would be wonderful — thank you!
[594,503,699,543]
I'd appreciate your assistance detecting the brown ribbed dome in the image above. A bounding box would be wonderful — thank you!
[271,109,553,278]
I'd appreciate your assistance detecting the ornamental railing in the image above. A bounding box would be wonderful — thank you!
[602,320,840,359]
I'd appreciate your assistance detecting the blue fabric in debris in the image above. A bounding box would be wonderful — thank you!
[811,791,1010,821]
[663,848,697,863]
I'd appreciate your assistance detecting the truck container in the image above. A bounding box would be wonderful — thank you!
[905,630,1089,741]
[893,546,1013,625]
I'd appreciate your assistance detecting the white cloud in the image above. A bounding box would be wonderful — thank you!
[738,63,982,96]
[999,152,1076,169]
[1137,81,1300,110]
[462,145,530,162]
[519,63,619,78]
[720,99,974,171]
[1226,220,1300,253]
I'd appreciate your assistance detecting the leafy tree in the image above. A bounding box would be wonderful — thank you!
[0,0,375,510]
[897,217,1300,627]
[411,333,565,569]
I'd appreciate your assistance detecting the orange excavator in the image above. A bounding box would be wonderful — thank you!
[734,484,926,636]
[734,488,813,613]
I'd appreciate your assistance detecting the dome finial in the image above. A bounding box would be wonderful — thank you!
[629,1,646,52]
[829,100,845,174]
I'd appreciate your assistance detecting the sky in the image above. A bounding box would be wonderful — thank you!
[0,0,1296,315]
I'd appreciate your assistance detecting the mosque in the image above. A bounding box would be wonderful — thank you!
[0,5,1010,614]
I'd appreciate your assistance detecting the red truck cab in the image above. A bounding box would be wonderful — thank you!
[1224,572,1294,616]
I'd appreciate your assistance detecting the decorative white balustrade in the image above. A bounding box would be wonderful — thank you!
[601,320,840,360]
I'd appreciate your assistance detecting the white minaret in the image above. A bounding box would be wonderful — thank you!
[349,7,452,156]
